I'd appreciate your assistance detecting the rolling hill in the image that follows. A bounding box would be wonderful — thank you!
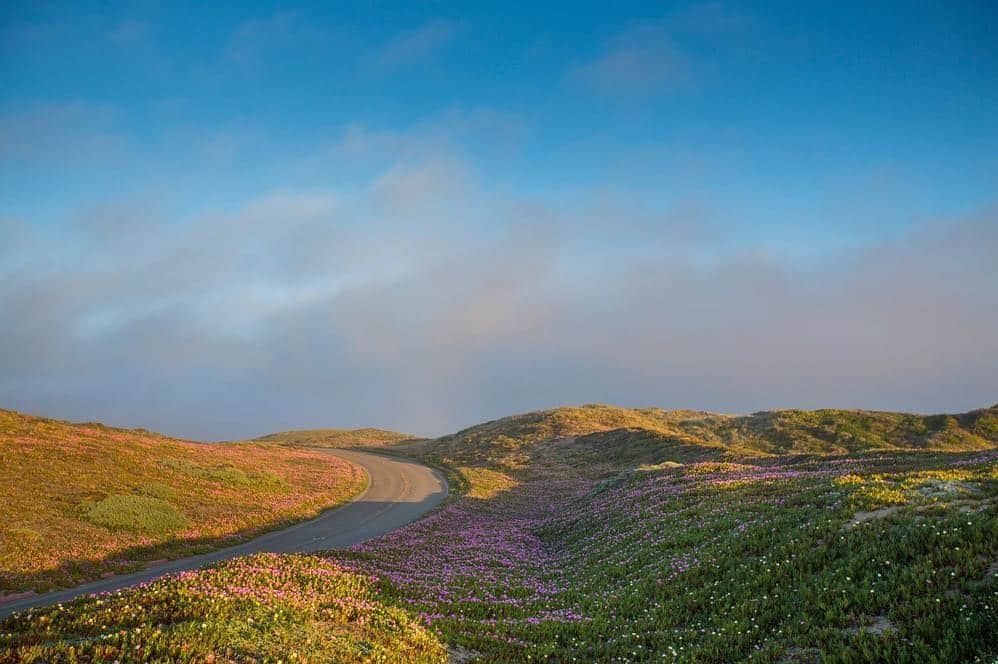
[398,403,998,471]
[0,409,366,594]
[245,427,419,448]
[4,403,997,662]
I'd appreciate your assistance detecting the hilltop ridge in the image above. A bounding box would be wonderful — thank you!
[245,427,418,448]
[399,403,998,470]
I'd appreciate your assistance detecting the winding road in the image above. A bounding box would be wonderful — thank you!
[0,449,447,619]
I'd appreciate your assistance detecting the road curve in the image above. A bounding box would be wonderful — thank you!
[0,449,447,619]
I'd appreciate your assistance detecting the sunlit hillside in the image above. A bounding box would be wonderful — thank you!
[245,427,419,448]
[399,403,998,470]
[7,404,996,662]
[0,409,366,594]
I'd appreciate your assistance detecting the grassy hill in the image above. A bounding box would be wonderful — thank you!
[246,427,419,448]
[0,409,366,594]
[400,403,998,471]
[685,405,998,455]
[5,403,997,662]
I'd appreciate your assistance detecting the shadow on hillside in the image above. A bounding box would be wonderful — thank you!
[1,523,293,596]
[2,494,445,600]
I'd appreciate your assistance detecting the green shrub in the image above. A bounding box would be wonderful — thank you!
[136,482,179,500]
[85,494,188,534]
[160,459,251,485]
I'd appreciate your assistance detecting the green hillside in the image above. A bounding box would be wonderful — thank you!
[247,427,419,448]
[401,403,998,471]
[5,403,997,662]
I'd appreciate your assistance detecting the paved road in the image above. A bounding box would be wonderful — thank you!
[0,449,447,619]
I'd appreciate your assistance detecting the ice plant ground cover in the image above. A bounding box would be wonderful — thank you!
[323,447,998,662]
[3,404,997,661]
[0,554,446,663]
[0,409,367,594]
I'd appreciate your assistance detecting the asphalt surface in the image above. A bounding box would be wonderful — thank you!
[0,448,447,619]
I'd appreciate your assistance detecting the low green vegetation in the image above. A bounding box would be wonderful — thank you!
[4,404,996,661]
[692,407,998,454]
[83,494,189,534]
[246,427,418,448]
[362,408,998,662]
[400,403,998,469]
[136,482,180,501]
[0,554,446,663]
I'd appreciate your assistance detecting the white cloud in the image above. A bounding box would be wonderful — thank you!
[371,154,472,212]
[370,19,462,71]
[224,12,319,70]
[1,115,995,439]
[567,5,757,97]
[243,189,339,222]
[568,26,691,96]
[0,102,123,163]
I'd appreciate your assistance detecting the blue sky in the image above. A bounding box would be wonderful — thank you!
[2,2,997,439]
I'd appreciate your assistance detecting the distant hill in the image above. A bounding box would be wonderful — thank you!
[0,409,365,594]
[246,427,419,448]
[401,403,998,470]
[680,405,998,454]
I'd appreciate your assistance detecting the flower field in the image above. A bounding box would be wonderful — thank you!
[0,410,367,594]
[3,405,997,661]
[323,447,998,661]
[0,554,445,663]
